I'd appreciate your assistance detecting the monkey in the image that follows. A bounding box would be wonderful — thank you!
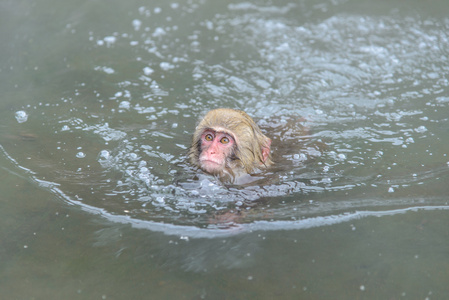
[189,108,272,183]
[188,108,321,226]
[188,108,322,226]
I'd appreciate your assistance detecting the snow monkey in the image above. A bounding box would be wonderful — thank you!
[189,108,272,182]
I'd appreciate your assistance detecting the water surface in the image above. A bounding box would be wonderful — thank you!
[1,0,448,298]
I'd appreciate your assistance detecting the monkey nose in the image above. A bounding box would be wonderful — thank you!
[208,143,219,155]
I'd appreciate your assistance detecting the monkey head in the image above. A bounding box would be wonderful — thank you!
[189,108,272,180]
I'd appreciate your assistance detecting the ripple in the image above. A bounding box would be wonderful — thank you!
[2,2,448,230]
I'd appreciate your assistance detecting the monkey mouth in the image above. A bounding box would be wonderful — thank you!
[199,159,224,173]
[200,159,222,166]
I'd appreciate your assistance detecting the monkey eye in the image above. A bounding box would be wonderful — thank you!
[205,133,214,141]
[220,137,230,144]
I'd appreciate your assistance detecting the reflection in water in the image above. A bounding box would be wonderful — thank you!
[1,0,448,231]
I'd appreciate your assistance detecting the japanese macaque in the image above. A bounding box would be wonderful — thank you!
[189,108,272,183]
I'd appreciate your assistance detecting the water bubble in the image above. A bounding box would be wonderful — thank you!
[76,152,86,158]
[103,36,116,47]
[322,177,332,184]
[160,62,175,71]
[128,153,139,160]
[153,27,166,37]
[414,126,427,133]
[98,150,110,160]
[132,19,142,31]
[103,67,115,74]
[337,153,346,161]
[119,101,131,110]
[139,165,149,173]
[293,153,307,161]
[95,66,115,74]
[15,111,28,123]
[143,67,154,75]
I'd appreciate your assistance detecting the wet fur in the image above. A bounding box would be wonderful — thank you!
[189,108,272,176]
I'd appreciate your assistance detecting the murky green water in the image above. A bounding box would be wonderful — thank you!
[1,0,449,298]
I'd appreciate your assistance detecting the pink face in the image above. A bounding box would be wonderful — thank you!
[198,129,235,174]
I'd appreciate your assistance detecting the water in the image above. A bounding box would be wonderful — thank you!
[1,0,449,298]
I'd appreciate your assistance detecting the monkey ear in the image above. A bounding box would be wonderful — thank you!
[261,138,271,162]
